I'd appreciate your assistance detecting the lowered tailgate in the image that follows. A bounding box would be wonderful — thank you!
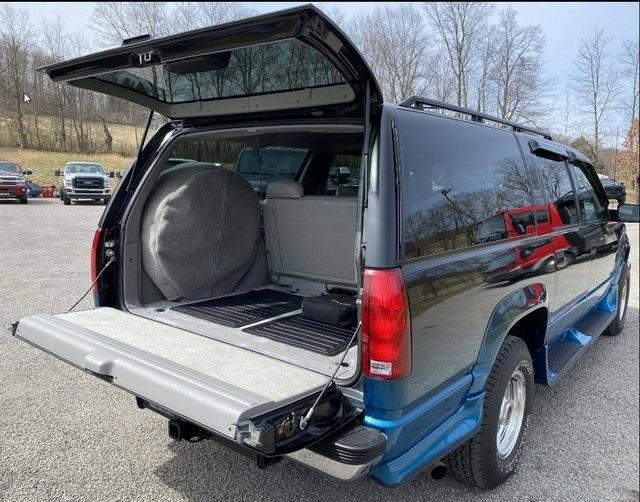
[15,308,354,451]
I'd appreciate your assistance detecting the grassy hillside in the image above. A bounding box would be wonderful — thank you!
[0,147,132,187]
[0,115,143,157]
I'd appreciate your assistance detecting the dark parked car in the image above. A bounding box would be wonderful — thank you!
[14,6,640,491]
[601,178,626,203]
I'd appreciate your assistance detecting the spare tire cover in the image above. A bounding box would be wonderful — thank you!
[141,163,261,301]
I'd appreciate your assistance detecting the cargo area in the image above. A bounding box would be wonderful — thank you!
[122,124,364,380]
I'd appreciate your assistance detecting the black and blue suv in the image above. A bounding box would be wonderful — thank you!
[15,6,639,490]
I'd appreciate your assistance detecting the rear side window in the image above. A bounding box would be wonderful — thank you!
[398,111,535,259]
[535,157,579,226]
[568,164,607,222]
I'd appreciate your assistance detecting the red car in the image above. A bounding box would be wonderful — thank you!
[0,161,31,204]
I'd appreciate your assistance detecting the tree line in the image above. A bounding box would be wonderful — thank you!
[0,2,638,186]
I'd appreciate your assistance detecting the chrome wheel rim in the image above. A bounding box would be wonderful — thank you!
[619,278,628,322]
[497,369,526,459]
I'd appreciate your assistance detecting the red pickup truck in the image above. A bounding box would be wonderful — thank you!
[0,161,31,204]
[482,203,572,283]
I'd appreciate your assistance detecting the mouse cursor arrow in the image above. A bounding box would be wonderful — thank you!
[23,93,31,104]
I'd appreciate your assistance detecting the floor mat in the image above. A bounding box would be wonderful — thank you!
[243,315,355,356]
[172,289,302,328]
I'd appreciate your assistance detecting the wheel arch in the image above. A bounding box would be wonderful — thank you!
[470,283,549,393]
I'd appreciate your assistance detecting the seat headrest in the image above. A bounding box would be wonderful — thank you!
[266,180,303,199]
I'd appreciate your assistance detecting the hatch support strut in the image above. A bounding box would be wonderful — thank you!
[126,110,154,192]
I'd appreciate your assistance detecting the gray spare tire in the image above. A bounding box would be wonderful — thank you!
[141,163,261,301]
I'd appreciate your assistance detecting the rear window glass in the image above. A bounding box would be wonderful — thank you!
[236,148,307,179]
[325,154,361,196]
[399,111,535,259]
[98,39,345,104]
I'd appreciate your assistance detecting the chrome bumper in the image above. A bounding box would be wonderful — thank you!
[287,448,383,481]
[286,425,387,481]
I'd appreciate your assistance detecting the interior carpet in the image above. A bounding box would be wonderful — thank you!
[243,315,355,356]
[172,289,302,328]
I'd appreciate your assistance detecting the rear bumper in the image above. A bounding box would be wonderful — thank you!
[287,425,387,481]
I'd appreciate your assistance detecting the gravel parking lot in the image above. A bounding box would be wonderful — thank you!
[1,198,638,502]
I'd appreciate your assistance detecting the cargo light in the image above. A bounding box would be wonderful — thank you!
[361,268,412,380]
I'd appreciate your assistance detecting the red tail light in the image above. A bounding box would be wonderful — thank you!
[361,268,412,380]
[90,227,102,294]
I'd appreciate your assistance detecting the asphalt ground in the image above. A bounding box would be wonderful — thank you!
[1,198,638,501]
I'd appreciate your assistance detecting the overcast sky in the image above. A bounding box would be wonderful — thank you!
[11,1,640,137]
[17,2,639,83]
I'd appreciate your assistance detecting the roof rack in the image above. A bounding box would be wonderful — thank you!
[398,96,552,141]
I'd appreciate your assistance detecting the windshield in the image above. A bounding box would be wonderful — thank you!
[0,162,20,173]
[65,163,105,175]
[476,215,506,243]
[236,148,307,178]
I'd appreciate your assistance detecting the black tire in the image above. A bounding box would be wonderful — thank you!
[63,193,71,205]
[20,197,28,204]
[605,264,630,336]
[447,336,533,490]
[102,198,108,205]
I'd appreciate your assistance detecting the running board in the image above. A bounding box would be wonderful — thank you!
[546,309,614,385]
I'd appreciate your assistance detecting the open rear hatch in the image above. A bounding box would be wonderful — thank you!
[14,308,359,456]
[39,5,382,119]
[21,5,381,462]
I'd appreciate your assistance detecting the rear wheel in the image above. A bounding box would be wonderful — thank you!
[447,336,533,489]
[605,265,630,336]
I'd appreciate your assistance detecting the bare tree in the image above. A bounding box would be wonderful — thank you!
[491,7,546,123]
[571,29,618,168]
[172,2,256,32]
[349,4,435,103]
[474,32,495,112]
[90,2,170,48]
[423,2,493,107]
[0,4,37,148]
[619,39,639,125]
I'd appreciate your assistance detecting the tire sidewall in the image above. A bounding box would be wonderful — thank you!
[617,266,630,331]
[487,343,534,481]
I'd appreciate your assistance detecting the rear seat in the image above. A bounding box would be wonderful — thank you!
[263,180,357,288]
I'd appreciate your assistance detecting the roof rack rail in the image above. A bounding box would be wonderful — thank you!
[398,96,552,141]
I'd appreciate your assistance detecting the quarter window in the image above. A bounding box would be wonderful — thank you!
[399,111,535,259]
[568,164,606,222]
[536,157,578,226]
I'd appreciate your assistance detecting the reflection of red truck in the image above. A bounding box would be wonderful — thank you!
[483,204,571,283]
[0,161,30,204]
